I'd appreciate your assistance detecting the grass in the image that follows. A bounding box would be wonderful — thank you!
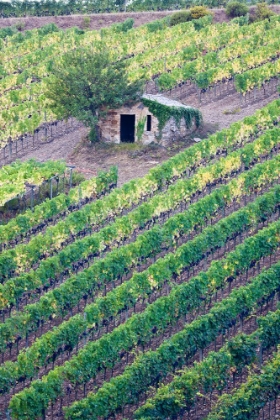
[223,107,241,115]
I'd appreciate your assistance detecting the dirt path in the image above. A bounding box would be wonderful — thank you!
[17,86,279,186]
[0,11,174,31]
[188,81,280,130]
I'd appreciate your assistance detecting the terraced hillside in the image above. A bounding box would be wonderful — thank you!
[0,100,280,419]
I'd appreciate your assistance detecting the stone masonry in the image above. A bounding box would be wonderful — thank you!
[98,94,198,145]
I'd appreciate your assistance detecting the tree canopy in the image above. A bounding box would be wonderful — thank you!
[45,46,143,141]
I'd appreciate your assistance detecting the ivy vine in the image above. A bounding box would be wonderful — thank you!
[142,98,202,138]
[136,116,146,141]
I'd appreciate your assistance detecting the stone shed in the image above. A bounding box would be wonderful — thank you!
[98,94,202,146]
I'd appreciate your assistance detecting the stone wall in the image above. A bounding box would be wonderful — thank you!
[99,102,159,145]
[161,117,196,145]
[99,102,196,145]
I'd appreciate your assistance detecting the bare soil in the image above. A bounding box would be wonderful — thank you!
[0,11,174,31]
[0,6,279,31]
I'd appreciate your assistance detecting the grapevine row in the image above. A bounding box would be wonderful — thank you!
[0,180,280,398]
[1,153,279,390]
[2,17,279,146]
[7,184,280,418]
[206,347,280,419]
[130,18,280,84]
[135,308,280,419]
[0,159,66,207]
[62,260,280,420]
[0,166,118,247]
[0,147,279,353]
[1,122,279,281]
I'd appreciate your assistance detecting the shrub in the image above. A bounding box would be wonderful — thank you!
[82,16,91,29]
[147,17,169,32]
[73,27,85,35]
[170,10,191,26]
[0,26,16,39]
[192,14,213,30]
[190,6,211,20]
[226,1,249,17]
[255,2,275,20]
[230,14,249,25]
[37,23,59,36]
[112,18,134,33]
[15,21,26,31]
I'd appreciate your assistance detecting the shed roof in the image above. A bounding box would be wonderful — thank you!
[142,94,193,110]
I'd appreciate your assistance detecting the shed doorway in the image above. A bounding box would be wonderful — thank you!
[120,114,135,143]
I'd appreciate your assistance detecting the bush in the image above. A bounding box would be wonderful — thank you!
[147,17,169,32]
[226,1,249,17]
[170,7,210,26]
[37,23,59,36]
[112,18,134,33]
[190,6,211,20]
[15,21,25,31]
[255,2,275,20]
[170,10,191,26]
[192,14,213,30]
[82,16,91,29]
[230,14,249,25]
[122,18,134,32]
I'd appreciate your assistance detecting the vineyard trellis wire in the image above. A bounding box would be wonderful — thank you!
[0,117,83,165]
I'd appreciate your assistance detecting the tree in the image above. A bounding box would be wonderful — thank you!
[226,1,248,18]
[45,46,143,142]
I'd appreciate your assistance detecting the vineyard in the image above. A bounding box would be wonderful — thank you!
[2,5,280,420]
[0,98,279,419]
[1,12,280,156]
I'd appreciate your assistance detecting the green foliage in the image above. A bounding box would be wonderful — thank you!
[142,98,202,138]
[254,2,275,20]
[70,171,86,186]
[0,167,118,245]
[0,159,66,208]
[15,20,25,31]
[64,255,280,419]
[88,126,99,143]
[2,155,280,398]
[136,310,280,420]
[230,13,249,25]
[226,1,249,17]
[146,17,169,32]
[170,10,212,28]
[72,26,85,35]
[170,7,211,27]
[207,347,280,419]
[190,5,211,19]
[170,10,192,26]
[111,18,134,33]
[0,26,17,39]
[45,46,143,142]
[82,16,91,29]
[9,183,280,418]
[37,23,59,36]
[136,116,146,141]
[0,22,59,43]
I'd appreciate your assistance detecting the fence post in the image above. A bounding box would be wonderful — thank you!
[67,165,75,189]
[30,185,36,211]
